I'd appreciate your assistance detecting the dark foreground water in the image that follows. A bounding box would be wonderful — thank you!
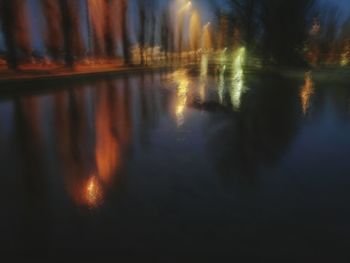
[1,69,350,260]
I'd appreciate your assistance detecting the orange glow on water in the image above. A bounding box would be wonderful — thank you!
[175,79,189,126]
[300,72,314,115]
[84,176,103,208]
[57,85,132,209]
[171,70,190,126]
[95,89,121,183]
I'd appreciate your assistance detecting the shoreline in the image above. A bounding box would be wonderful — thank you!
[0,65,180,85]
[0,64,349,87]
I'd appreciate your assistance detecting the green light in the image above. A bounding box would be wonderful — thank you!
[231,47,246,110]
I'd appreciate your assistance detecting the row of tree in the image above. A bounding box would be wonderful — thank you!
[0,0,131,70]
[1,0,350,70]
[214,0,350,66]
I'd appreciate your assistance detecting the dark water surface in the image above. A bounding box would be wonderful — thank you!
[1,70,350,259]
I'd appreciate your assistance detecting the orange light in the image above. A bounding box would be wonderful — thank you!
[300,72,314,115]
[84,176,103,208]
[95,90,121,183]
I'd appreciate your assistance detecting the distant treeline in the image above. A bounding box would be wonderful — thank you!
[0,0,349,70]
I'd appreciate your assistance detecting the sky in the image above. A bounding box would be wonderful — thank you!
[320,0,350,21]
[324,0,350,15]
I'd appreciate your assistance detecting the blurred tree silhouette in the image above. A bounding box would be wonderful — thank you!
[160,8,174,61]
[40,0,64,60]
[0,0,19,70]
[121,0,131,65]
[260,0,316,66]
[0,0,349,68]
[217,0,317,66]
[0,0,31,70]
[229,0,260,49]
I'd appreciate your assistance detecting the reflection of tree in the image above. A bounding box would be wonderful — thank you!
[53,87,97,207]
[2,73,165,212]
[205,73,300,182]
[95,82,122,184]
[13,96,50,255]
[52,82,131,208]
[300,72,314,115]
[311,77,350,123]
[51,75,163,209]
[133,75,161,143]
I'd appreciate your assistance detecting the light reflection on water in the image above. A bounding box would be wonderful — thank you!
[300,71,314,115]
[171,70,190,126]
[84,175,103,208]
[230,47,246,110]
[218,65,226,103]
[1,69,350,258]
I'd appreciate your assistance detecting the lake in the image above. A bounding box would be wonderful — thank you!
[1,69,350,260]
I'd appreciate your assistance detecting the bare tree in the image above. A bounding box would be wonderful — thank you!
[58,0,84,67]
[260,0,316,66]
[0,0,31,70]
[40,0,63,60]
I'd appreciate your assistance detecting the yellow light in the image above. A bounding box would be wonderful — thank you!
[171,70,190,126]
[178,1,192,13]
[189,10,201,52]
[340,52,349,67]
[200,54,208,79]
[176,80,189,126]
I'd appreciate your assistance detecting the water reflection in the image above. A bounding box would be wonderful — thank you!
[1,70,323,202]
[218,65,226,103]
[205,73,300,181]
[199,54,208,102]
[3,70,350,258]
[2,75,166,210]
[95,84,121,185]
[53,88,97,208]
[200,54,208,80]
[231,47,246,110]
[166,68,301,180]
[172,70,190,126]
[84,175,103,208]
[218,49,227,103]
[12,95,51,254]
[300,71,314,115]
